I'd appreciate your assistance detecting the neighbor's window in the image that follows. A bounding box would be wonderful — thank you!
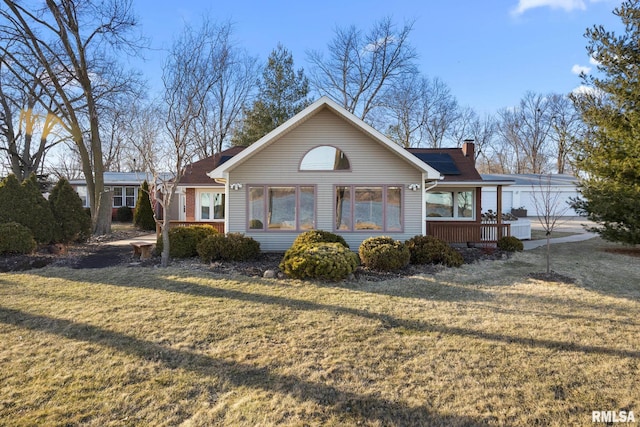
[200,192,225,220]
[112,186,136,208]
[426,190,474,219]
[248,185,315,231]
[76,186,88,207]
[125,187,136,208]
[300,146,350,170]
[335,185,402,232]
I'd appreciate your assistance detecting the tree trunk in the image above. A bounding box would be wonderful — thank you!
[95,190,113,236]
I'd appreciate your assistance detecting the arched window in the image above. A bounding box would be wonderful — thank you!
[300,146,350,171]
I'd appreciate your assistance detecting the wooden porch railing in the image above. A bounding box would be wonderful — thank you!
[427,221,511,245]
[156,221,225,238]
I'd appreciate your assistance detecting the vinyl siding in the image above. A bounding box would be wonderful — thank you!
[227,107,424,251]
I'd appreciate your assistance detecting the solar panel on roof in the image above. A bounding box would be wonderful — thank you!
[218,155,234,166]
[412,152,461,175]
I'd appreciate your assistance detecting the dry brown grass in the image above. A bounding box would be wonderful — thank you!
[1,237,638,426]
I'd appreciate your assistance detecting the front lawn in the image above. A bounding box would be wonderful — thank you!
[1,238,638,426]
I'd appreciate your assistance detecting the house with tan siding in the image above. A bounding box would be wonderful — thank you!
[177,97,512,251]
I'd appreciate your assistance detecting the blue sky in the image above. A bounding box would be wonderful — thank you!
[134,0,623,116]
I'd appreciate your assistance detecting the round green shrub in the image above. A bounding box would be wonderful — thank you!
[156,225,218,258]
[497,235,524,252]
[197,232,261,263]
[358,236,410,271]
[292,229,349,249]
[116,206,133,222]
[280,242,359,281]
[405,235,464,267]
[0,222,37,255]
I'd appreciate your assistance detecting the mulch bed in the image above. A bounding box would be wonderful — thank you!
[0,230,513,281]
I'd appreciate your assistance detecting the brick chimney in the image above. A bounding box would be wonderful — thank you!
[462,139,475,164]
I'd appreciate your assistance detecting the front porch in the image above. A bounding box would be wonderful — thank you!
[426,221,511,245]
[156,220,511,246]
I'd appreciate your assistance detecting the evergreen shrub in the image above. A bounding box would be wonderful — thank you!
[134,181,156,231]
[291,229,349,249]
[280,242,358,281]
[358,236,410,271]
[156,225,218,258]
[49,178,91,243]
[0,222,37,255]
[0,174,55,244]
[197,233,260,263]
[116,206,133,222]
[405,235,464,267]
[497,235,524,252]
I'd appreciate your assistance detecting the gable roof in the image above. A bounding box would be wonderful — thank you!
[179,146,246,186]
[207,96,443,180]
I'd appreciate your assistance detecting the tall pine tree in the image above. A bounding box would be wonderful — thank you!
[571,0,640,244]
[232,44,310,146]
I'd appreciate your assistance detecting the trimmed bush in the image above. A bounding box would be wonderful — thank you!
[197,232,261,262]
[280,242,359,281]
[292,229,349,249]
[134,181,156,231]
[358,236,410,271]
[116,206,133,222]
[156,225,218,258]
[0,222,37,255]
[405,235,464,267]
[49,178,91,243]
[497,235,524,252]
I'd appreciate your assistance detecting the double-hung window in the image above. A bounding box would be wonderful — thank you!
[335,185,403,232]
[112,186,136,208]
[248,185,315,231]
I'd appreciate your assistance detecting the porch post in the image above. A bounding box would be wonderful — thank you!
[497,185,503,239]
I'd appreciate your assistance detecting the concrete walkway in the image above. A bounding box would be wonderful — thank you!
[524,217,597,250]
[106,233,156,247]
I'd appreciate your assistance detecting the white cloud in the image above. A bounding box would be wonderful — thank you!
[572,84,601,97]
[572,64,591,75]
[511,0,616,16]
[512,0,586,16]
[589,56,601,66]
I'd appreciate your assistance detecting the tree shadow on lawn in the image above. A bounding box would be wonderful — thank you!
[0,305,485,427]
[26,269,640,360]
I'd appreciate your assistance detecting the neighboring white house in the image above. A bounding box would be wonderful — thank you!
[69,172,166,220]
[481,174,580,217]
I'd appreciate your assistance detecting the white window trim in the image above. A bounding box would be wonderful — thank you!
[196,189,226,222]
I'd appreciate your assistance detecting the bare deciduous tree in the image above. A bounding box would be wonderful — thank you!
[188,22,259,158]
[139,19,224,267]
[547,93,584,175]
[0,0,144,235]
[0,61,66,180]
[308,16,418,121]
[496,91,553,173]
[531,174,571,274]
